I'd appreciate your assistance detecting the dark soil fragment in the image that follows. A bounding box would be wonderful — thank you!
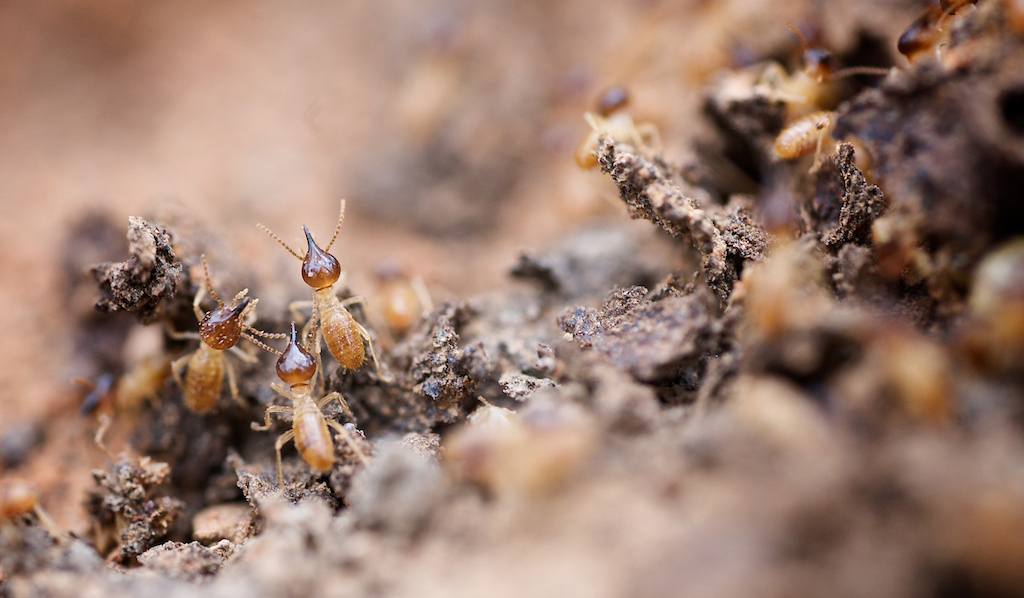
[61,213,138,380]
[836,2,1024,282]
[596,136,767,300]
[84,455,185,561]
[401,301,480,423]
[702,91,788,192]
[91,217,183,323]
[809,143,886,247]
[560,286,721,387]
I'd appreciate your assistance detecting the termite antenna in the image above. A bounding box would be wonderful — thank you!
[786,22,810,50]
[245,326,288,339]
[201,255,226,308]
[257,223,305,260]
[243,333,282,356]
[325,199,346,253]
[830,66,892,79]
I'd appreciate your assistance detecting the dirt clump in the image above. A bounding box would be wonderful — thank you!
[84,454,185,562]
[91,218,183,324]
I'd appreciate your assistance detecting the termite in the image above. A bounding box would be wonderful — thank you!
[257,200,388,382]
[773,110,836,162]
[763,24,891,112]
[0,480,64,541]
[373,260,433,339]
[78,357,172,416]
[252,323,369,486]
[897,0,978,63]
[770,25,889,167]
[169,255,283,413]
[575,86,662,169]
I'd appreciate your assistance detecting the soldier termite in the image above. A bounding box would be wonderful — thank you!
[168,255,283,413]
[252,323,370,486]
[257,200,389,383]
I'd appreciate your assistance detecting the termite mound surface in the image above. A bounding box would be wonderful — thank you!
[11,2,1024,598]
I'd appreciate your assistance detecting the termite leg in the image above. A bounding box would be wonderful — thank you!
[252,405,291,431]
[338,297,391,382]
[318,391,355,419]
[270,384,291,400]
[810,115,835,173]
[411,275,434,314]
[192,284,208,322]
[635,122,662,153]
[170,353,192,391]
[355,321,390,382]
[164,324,201,342]
[93,413,113,457]
[288,300,314,326]
[312,327,326,397]
[326,420,369,466]
[31,504,66,542]
[227,345,259,365]
[224,359,244,406]
[273,430,295,487]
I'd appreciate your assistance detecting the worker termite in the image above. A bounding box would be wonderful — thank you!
[0,480,64,541]
[762,24,891,113]
[574,86,661,169]
[168,256,283,413]
[373,260,433,339]
[773,110,836,162]
[768,25,889,167]
[257,200,388,381]
[252,323,370,487]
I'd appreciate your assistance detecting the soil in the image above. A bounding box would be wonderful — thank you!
[4,1,1024,597]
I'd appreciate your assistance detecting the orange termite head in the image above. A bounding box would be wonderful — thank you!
[301,225,341,289]
[200,298,251,350]
[276,323,317,385]
[0,480,38,520]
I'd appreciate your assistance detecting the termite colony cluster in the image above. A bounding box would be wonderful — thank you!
[5,0,1024,594]
[3,199,443,570]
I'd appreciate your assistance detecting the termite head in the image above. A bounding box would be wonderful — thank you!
[301,225,341,289]
[802,47,835,82]
[200,298,251,350]
[0,480,38,520]
[276,323,316,385]
[787,23,835,83]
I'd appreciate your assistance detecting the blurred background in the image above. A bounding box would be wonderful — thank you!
[0,0,919,523]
